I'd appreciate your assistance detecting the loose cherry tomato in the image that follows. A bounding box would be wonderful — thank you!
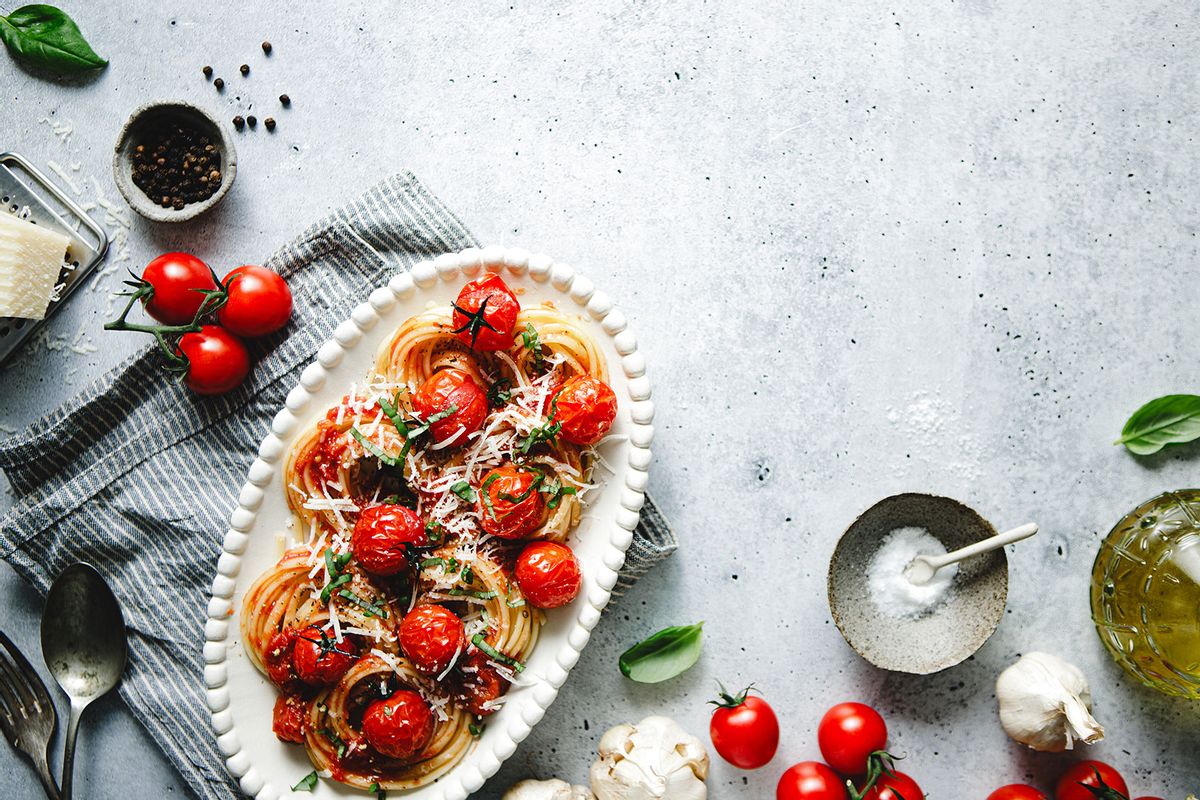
[292,625,358,687]
[478,465,546,539]
[1134,797,1166,800]
[709,685,779,769]
[412,368,488,447]
[140,252,217,325]
[514,541,582,608]
[777,761,847,800]
[450,273,520,351]
[860,771,923,800]
[361,689,435,762]
[988,787,1047,800]
[400,604,465,675]
[263,628,299,689]
[351,504,426,575]
[272,693,307,743]
[176,325,250,395]
[818,702,888,776]
[552,375,617,445]
[454,650,509,716]
[1055,762,1128,800]
[217,265,293,337]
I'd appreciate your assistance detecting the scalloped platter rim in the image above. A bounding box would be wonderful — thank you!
[204,245,654,799]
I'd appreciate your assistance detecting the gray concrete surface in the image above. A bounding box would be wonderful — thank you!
[2,1,1199,797]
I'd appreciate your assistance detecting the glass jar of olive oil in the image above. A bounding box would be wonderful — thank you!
[1091,490,1200,699]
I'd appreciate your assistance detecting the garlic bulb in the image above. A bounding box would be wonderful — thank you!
[590,716,709,800]
[996,651,1105,752]
[504,779,595,800]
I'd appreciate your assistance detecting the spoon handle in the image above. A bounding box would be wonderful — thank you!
[929,523,1039,569]
[61,700,83,800]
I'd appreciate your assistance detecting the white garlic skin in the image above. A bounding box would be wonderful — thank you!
[590,716,709,800]
[503,778,595,800]
[996,651,1105,752]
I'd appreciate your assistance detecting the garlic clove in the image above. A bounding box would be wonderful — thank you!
[996,651,1105,753]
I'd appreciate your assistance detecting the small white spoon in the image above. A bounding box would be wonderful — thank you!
[903,522,1039,586]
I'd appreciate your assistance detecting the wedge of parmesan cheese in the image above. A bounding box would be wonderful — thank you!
[0,213,71,319]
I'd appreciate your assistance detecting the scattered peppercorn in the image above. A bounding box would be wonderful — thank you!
[264,117,276,131]
[202,65,213,78]
[261,41,272,54]
[279,94,290,106]
[130,119,222,210]
[214,77,224,90]
[247,115,257,128]
[232,116,245,130]
[240,64,250,76]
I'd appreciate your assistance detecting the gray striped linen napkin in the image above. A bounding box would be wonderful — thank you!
[0,171,676,800]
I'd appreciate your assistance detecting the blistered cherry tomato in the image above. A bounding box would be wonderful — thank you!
[140,252,217,325]
[454,650,508,716]
[477,465,546,539]
[177,325,250,395]
[292,625,358,686]
[710,685,779,769]
[776,761,847,800]
[514,541,581,608]
[217,265,293,337]
[400,604,465,675]
[272,693,307,744]
[818,702,888,776]
[1055,762,1128,800]
[552,375,617,445]
[361,690,435,762]
[263,628,299,689]
[987,786,1048,800]
[450,273,520,351]
[351,504,426,575]
[412,368,488,447]
[860,772,923,800]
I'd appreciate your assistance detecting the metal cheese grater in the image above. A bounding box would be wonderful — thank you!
[0,151,109,366]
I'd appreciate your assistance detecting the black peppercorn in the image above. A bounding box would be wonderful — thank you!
[279,94,290,106]
[214,77,224,90]
[202,65,213,78]
[233,116,245,130]
[240,64,249,76]
[262,41,272,54]
[247,115,257,127]
[264,117,276,131]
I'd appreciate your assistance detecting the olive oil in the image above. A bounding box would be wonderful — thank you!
[1091,490,1200,699]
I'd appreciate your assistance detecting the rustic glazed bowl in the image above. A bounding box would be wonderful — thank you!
[828,492,1008,674]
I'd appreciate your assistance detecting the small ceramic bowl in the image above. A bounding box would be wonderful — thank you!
[828,492,1008,674]
[112,100,236,222]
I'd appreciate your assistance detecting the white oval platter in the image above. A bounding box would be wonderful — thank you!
[204,246,654,799]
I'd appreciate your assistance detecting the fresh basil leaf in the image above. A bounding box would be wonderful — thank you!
[1116,394,1200,455]
[619,622,703,683]
[0,5,107,73]
[291,770,318,792]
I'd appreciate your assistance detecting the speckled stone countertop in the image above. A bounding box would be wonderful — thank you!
[2,1,1198,797]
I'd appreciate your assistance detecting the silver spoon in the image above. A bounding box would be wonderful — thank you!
[903,522,1039,585]
[40,563,127,800]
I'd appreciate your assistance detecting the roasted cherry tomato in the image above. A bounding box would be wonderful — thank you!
[478,465,546,539]
[400,604,466,675]
[351,504,426,575]
[361,690,435,762]
[263,628,299,689]
[987,786,1048,800]
[217,265,293,337]
[817,702,888,776]
[272,693,307,743]
[776,761,847,800]
[292,625,358,687]
[552,375,617,445]
[709,685,779,769]
[514,541,581,608]
[455,650,509,716]
[450,273,520,351]
[176,325,250,395]
[1055,762,1128,800]
[412,368,488,447]
[860,772,923,800]
[140,252,217,325]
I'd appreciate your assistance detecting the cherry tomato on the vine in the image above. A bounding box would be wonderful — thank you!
[818,702,888,776]
[361,690,435,762]
[552,374,618,446]
[217,265,293,337]
[176,325,250,395]
[709,685,779,769]
[859,771,924,800]
[292,625,358,687]
[412,368,488,447]
[140,252,217,325]
[400,604,466,675]
[1055,761,1129,800]
[351,503,426,575]
[776,761,847,800]
[988,786,1048,800]
[451,273,520,351]
[514,541,582,608]
[477,464,546,539]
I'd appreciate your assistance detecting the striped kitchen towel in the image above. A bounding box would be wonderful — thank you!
[0,172,676,800]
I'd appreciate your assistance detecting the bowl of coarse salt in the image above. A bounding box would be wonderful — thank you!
[827,493,1009,674]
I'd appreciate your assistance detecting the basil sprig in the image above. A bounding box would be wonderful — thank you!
[619,622,704,683]
[1117,394,1200,455]
[0,5,107,73]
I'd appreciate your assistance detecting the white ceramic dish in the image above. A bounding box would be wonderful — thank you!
[204,246,654,799]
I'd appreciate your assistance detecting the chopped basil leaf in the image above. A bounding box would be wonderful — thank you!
[487,377,512,407]
[506,597,526,608]
[421,557,446,569]
[291,771,318,791]
[447,588,498,600]
[451,481,476,502]
[468,722,485,736]
[471,633,525,672]
[338,589,388,618]
[424,520,443,542]
[349,427,400,466]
